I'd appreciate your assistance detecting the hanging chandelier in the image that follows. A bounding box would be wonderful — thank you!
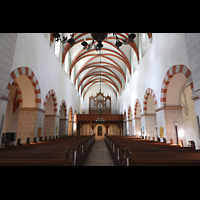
[95,50,105,123]
[52,33,136,51]
[81,33,136,51]
[52,33,75,46]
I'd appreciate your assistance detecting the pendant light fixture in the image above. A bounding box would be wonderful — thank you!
[96,50,105,123]
[52,33,136,51]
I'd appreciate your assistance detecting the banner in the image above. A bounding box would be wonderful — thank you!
[159,127,164,138]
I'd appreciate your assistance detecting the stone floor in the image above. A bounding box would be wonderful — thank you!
[83,137,115,166]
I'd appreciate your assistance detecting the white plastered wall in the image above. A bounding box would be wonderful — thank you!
[118,33,190,114]
[118,33,200,148]
[11,33,81,114]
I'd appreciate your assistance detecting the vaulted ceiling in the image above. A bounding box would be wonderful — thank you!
[60,33,152,98]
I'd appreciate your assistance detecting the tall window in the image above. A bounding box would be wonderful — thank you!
[54,33,61,59]
[131,49,137,73]
[64,52,69,74]
[141,33,147,57]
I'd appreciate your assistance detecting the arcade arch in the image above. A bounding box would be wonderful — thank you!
[158,65,199,148]
[3,67,42,144]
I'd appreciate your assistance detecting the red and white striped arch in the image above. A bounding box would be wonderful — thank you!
[160,64,194,107]
[6,67,41,108]
[59,99,67,117]
[43,89,58,114]
[68,106,73,121]
[128,105,133,120]
[143,88,158,114]
[133,99,142,117]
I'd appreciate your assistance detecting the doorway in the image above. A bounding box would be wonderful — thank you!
[98,126,102,136]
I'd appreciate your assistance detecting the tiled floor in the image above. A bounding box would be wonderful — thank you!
[83,138,115,166]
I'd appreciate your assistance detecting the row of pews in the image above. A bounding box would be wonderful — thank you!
[0,134,95,166]
[105,134,200,166]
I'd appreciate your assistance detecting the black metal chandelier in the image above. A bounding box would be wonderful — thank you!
[95,50,105,123]
[52,33,75,46]
[81,33,136,51]
[52,33,136,51]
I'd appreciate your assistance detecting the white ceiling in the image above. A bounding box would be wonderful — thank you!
[62,33,140,98]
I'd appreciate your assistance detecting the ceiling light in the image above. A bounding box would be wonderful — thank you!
[53,33,136,51]
[52,33,75,46]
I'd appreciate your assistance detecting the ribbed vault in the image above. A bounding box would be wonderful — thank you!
[60,33,152,98]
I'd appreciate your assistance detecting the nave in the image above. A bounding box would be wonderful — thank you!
[1,33,200,166]
[1,132,200,166]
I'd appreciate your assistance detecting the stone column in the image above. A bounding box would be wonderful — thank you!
[68,120,73,136]
[127,119,133,136]
[59,118,68,136]
[133,117,141,137]
[16,107,45,144]
[73,120,77,135]
[141,115,146,138]
[43,114,59,139]
[156,106,185,144]
[141,113,157,139]
[123,120,127,136]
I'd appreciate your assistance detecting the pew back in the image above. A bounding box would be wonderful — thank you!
[105,134,200,166]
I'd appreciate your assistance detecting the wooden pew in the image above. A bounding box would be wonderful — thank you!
[105,134,200,166]
[0,134,95,166]
[0,147,70,166]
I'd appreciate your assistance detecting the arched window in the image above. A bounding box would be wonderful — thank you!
[90,99,94,109]
[131,49,137,73]
[54,33,61,59]
[140,33,147,57]
[64,51,69,74]
[106,99,110,109]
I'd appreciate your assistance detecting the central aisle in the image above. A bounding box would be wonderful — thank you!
[83,139,115,166]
